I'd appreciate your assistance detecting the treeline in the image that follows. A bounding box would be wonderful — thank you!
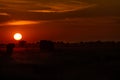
[1,40,120,48]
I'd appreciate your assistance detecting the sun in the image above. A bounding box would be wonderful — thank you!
[14,33,22,41]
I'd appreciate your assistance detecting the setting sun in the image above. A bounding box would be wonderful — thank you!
[14,33,22,41]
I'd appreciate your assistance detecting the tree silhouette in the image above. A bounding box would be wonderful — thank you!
[18,40,27,47]
[39,40,54,52]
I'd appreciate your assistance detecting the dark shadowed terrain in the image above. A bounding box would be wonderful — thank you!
[0,41,120,80]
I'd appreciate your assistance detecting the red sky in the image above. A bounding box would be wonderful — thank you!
[0,0,120,43]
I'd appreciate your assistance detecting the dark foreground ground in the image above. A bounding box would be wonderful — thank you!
[0,47,120,80]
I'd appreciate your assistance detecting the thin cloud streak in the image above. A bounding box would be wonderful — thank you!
[0,20,41,26]
[27,2,96,13]
[28,4,96,13]
[0,12,9,16]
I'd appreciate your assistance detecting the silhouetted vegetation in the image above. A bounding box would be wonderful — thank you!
[39,40,55,52]
[18,40,27,47]
[0,40,120,80]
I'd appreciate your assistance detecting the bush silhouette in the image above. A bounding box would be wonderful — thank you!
[18,40,27,47]
[39,40,54,52]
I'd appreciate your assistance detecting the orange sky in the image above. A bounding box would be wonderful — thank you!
[0,0,120,43]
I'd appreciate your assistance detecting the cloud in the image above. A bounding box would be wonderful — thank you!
[0,12,9,16]
[0,20,41,26]
[28,2,96,13]
[45,17,119,27]
[69,17,115,24]
[0,0,96,13]
[0,0,120,21]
